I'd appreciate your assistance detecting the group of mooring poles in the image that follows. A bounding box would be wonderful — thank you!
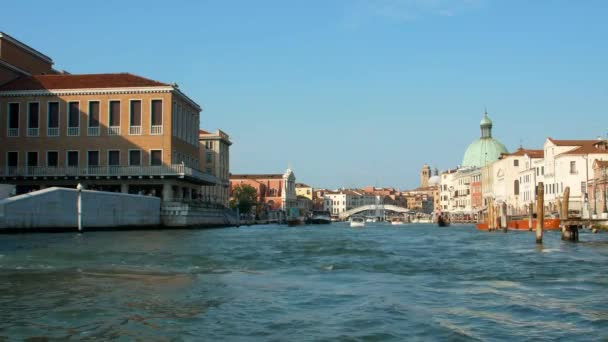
[486,198,508,233]
[535,182,578,244]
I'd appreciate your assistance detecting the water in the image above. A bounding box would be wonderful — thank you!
[1,223,608,341]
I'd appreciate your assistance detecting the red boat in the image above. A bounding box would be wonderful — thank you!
[476,218,560,231]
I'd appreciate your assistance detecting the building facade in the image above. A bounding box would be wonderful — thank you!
[199,129,231,207]
[0,73,213,200]
[230,169,297,218]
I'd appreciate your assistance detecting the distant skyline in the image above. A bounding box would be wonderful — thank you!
[3,0,607,189]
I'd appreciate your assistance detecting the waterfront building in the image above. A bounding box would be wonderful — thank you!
[0,73,213,200]
[543,138,608,217]
[0,32,57,85]
[230,169,297,220]
[295,183,313,200]
[588,159,608,218]
[199,129,231,207]
[323,189,377,217]
[440,169,457,212]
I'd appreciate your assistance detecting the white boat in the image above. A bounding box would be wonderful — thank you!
[350,217,365,228]
[311,211,331,224]
[391,217,404,225]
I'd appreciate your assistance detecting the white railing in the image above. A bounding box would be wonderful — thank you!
[88,126,100,136]
[67,127,80,136]
[1,164,219,184]
[7,128,18,137]
[27,128,39,137]
[108,127,120,136]
[151,125,163,135]
[129,126,142,135]
[47,127,59,137]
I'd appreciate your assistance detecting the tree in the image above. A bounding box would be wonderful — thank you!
[229,184,258,214]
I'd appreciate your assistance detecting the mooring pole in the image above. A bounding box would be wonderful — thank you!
[561,187,577,241]
[528,202,534,230]
[536,182,544,244]
[77,183,83,233]
[501,202,508,232]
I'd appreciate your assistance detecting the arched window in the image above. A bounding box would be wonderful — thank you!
[514,180,520,195]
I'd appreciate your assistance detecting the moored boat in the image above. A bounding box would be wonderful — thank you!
[476,218,561,231]
[310,211,331,224]
[350,217,365,228]
[390,217,404,225]
[437,214,450,227]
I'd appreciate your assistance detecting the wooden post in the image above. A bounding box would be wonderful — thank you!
[556,198,562,219]
[77,183,83,233]
[489,199,494,231]
[562,187,570,220]
[501,202,508,232]
[528,202,534,230]
[536,182,544,244]
[561,187,578,241]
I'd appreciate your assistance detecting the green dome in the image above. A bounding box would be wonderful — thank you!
[462,111,508,168]
[462,138,508,168]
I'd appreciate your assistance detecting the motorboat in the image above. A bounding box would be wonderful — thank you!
[310,211,331,224]
[437,214,450,227]
[350,217,365,228]
[390,217,404,225]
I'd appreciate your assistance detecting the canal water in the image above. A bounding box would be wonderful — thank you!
[1,223,607,341]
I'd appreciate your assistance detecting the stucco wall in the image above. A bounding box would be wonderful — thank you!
[0,187,160,229]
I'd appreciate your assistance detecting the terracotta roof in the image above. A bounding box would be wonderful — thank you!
[199,129,211,135]
[558,140,608,156]
[0,73,170,91]
[502,147,544,158]
[295,183,310,188]
[547,138,598,146]
[231,174,283,180]
[594,160,608,168]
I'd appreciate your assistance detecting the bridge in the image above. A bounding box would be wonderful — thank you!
[338,204,413,220]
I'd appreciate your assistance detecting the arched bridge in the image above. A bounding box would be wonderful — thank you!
[339,204,413,220]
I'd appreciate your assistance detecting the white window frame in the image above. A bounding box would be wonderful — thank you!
[150,98,163,135]
[149,149,163,166]
[47,101,60,137]
[108,99,121,136]
[67,100,81,136]
[128,149,142,166]
[129,99,142,135]
[46,150,59,167]
[65,150,79,168]
[27,101,40,137]
[87,100,101,136]
[107,149,121,167]
[7,102,20,137]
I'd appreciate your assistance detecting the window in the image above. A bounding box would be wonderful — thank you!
[514,180,519,195]
[541,166,544,175]
[129,100,142,135]
[8,103,19,136]
[206,151,212,163]
[581,182,586,194]
[129,150,141,166]
[67,151,79,167]
[151,99,163,134]
[570,161,577,174]
[68,102,80,136]
[514,160,519,167]
[109,101,120,135]
[108,150,120,166]
[28,102,39,136]
[26,152,38,168]
[89,101,100,127]
[150,150,162,166]
[47,151,58,167]
[47,102,59,136]
[87,151,99,167]
[7,152,18,169]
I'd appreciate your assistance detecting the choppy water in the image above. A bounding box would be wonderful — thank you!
[1,223,608,341]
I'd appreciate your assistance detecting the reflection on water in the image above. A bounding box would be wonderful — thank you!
[1,224,608,340]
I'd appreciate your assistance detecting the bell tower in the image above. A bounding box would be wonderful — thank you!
[420,164,431,188]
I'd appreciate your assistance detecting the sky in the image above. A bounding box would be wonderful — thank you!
[3,0,608,189]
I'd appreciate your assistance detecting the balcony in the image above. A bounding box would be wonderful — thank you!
[129,126,142,135]
[88,126,100,136]
[47,127,59,137]
[1,164,218,185]
[27,128,39,137]
[108,127,120,136]
[67,127,80,136]
[7,128,18,137]
[151,125,163,135]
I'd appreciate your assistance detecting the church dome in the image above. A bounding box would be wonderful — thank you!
[428,175,441,186]
[462,111,508,168]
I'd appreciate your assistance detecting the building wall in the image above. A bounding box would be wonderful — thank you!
[0,37,53,75]
[199,130,231,207]
[0,65,22,86]
[0,92,201,169]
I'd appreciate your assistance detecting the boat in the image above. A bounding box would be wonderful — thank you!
[476,218,561,231]
[437,214,450,227]
[286,217,306,227]
[350,217,365,228]
[310,211,331,224]
[390,217,404,225]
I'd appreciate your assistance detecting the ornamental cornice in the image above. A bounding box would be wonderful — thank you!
[0,86,174,97]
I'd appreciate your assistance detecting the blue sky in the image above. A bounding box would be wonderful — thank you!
[3,0,607,189]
